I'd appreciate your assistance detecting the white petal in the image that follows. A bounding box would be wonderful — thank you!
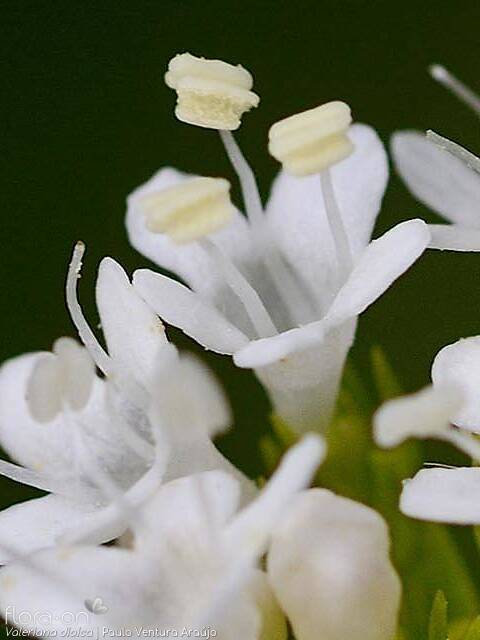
[373,385,462,448]
[26,353,63,422]
[324,219,430,327]
[429,224,480,251]
[236,322,355,432]
[268,489,401,640]
[133,269,249,354]
[0,352,153,503]
[265,124,388,301]
[135,470,241,550]
[225,435,325,560]
[126,166,253,298]
[400,467,480,524]
[0,495,100,563]
[96,258,168,389]
[153,351,231,438]
[53,337,95,412]
[58,446,166,546]
[432,336,480,431]
[0,353,85,486]
[391,130,480,226]
[0,546,152,633]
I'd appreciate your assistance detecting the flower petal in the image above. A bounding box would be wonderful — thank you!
[96,258,168,389]
[224,435,325,560]
[133,269,249,354]
[0,353,89,490]
[432,336,480,431]
[373,385,462,448]
[400,467,480,524]
[324,219,430,327]
[268,489,400,640]
[126,167,253,297]
[391,130,480,226]
[265,124,388,300]
[0,545,152,633]
[0,495,100,563]
[429,224,480,251]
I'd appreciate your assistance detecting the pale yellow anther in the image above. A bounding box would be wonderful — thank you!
[165,52,259,130]
[139,177,234,244]
[268,101,354,176]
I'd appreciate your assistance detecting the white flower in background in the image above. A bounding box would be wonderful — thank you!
[374,335,480,525]
[268,489,401,640]
[127,52,431,433]
[0,436,324,639]
[392,65,480,251]
[0,244,249,561]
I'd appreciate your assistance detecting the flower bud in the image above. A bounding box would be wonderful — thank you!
[138,177,234,243]
[268,101,353,175]
[267,489,401,640]
[165,52,260,130]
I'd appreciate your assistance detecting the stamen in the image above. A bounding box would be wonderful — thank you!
[320,168,353,284]
[429,64,480,116]
[199,237,277,338]
[426,130,480,174]
[66,242,111,376]
[140,177,234,243]
[165,53,259,131]
[220,130,316,325]
[268,101,353,176]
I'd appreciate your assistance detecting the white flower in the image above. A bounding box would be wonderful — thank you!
[391,65,480,251]
[374,335,480,525]
[128,123,430,433]
[0,247,249,561]
[268,489,401,640]
[0,435,324,639]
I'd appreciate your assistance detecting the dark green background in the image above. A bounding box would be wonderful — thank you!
[1,0,479,485]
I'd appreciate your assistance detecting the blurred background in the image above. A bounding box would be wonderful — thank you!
[1,0,480,600]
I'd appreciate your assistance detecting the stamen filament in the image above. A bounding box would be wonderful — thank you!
[66,242,111,376]
[320,168,353,285]
[199,237,277,338]
[220,130,316,326]
[430,64,480,116]
[219,130,264,229]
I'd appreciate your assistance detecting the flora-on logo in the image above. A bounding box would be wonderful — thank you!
[84,597,108,615]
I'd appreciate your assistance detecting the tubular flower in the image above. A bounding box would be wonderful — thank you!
[374,335,480,524]
[0,436,324,639]
[391,65,480,251]
[0,247,249,561]
[127,54,431,433]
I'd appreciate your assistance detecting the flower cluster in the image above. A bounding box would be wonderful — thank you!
[1,53,480,640]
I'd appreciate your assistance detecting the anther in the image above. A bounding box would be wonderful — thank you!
[139,177,234,243]
[165,52,259,130]
[269,101,354,175]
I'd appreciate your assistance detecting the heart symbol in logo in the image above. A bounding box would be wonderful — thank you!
[85,597,108,615]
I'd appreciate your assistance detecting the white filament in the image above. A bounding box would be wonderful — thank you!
[320,168,353,286]
[66,242,111,376]
[219,131,316,326]
[430,64,480,116]
[199,237,277,338]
